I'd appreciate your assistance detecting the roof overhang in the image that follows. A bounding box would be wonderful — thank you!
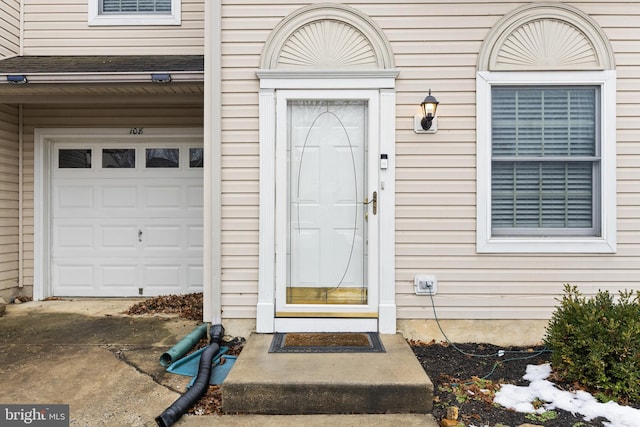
[1,71,204,84]
[0,55,204,104]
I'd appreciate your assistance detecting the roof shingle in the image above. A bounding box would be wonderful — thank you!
[0,55,204,73]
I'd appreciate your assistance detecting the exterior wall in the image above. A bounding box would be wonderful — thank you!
[0,104,20,300]
[0,0,20,58]
[218,1,640,322]
[21,0,204,55]
[19,103,204,295]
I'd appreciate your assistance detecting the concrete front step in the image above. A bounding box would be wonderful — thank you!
[176,414,439,426]
[222,333,433,415]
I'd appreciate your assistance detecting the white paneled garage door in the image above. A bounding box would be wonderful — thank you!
[51,140,204,297]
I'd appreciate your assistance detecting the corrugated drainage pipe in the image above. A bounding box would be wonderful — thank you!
[155,324,225,427]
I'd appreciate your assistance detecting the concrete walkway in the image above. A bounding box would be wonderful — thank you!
[180,414,438,426]
[0,299,438,426]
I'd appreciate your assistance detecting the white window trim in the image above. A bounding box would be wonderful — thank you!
[476,70,617,254]
[88,0,181,26]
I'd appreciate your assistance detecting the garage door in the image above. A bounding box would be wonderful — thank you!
[51,141,204,297]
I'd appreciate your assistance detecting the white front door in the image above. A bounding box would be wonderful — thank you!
[274,91,379,331]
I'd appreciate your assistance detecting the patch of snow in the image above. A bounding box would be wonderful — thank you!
[494,363,640,427]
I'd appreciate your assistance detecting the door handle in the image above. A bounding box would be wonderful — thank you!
[371,191,377,215]
[138,229,143,242]
[364,191,377,217]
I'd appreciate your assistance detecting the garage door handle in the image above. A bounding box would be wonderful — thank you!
[138,229,143,242]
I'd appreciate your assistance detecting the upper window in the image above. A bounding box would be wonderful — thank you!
[101,0,171,14]
[89,0,181,26]
[477,71,616,253]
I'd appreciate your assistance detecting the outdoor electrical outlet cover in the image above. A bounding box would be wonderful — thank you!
[414,275,437,295]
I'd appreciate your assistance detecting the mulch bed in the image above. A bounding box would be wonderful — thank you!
[411,340,615,426]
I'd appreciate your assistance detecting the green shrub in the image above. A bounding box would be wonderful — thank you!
[544,284,640,403]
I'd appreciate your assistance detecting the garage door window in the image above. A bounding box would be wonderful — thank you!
[59,149,91,168]
[190,148,203,168]
[146,148,179,168]
[102,149,135,168]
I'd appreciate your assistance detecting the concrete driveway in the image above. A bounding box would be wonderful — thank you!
[0,299,201,426]
[0,299,438,427]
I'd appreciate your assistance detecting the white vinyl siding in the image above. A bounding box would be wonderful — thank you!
[0,0,20,58]
[0,104,19,294]
[217,1,640,323]
[89,0,181,26]
[9,1,640,324]
[21,0,202,55]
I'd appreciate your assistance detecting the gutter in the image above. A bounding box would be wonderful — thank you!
[18,104,23,288]
[0,71,204,84]
[203,0,223,324]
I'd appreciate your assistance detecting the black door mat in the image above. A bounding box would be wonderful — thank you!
[269,332,385,353]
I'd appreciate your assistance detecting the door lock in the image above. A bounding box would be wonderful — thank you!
[138,229,143,242]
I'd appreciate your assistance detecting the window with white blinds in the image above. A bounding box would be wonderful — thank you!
[101,0,171,14]
[490,86,600,236]
[89,0,180,25]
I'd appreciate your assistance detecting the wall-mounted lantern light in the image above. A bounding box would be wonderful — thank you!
[414,89,439,134]
[7,75,28,84]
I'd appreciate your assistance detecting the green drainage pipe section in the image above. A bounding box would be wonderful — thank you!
[159,323,208,367]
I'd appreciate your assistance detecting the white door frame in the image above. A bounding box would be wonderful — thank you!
[33,127,204,301]
[256,72,397,333]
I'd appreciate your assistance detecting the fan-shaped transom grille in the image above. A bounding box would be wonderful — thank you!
[496,19,598,69]
[277,20,377,69]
